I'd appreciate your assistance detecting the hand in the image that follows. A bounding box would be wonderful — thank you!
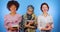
[8,27,14,30]
[46,23,52,28]
[29,26,35,28]
[45,24,52,30]
[41,28,48,30]
[25,23,30,27]
[8,27,18,30]
[29,20,34,24]
[47,26,52,30]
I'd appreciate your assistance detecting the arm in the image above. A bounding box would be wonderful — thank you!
[37,16,49,30]
[26,15,37,29]
[50,16,54,29]
[18,15,22,29]
[4,16,9,29]
[46,16,54,30]
[37,16,42,30]
[18,15,22,23]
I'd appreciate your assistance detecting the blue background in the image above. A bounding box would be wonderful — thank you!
[0,0,60,32]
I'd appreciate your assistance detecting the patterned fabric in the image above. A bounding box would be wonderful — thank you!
[22,14,37,32]
[38,14,53,32]
[4,14,22,32]
[41,30,51,32]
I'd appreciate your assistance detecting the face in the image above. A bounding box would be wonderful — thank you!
[27,7,33,15]
[10,5,17,13]
[42,5,48,13]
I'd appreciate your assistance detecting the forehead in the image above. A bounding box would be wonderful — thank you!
[28,7,33,9]
[10,4,16,7]
[42,5,48,7]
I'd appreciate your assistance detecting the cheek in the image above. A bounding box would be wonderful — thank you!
[10,8,13,11]
[27,12,32,14]
[42,8,48,12]
[28,12,31,14]
[45,8,48,11]
[10,7,16,11]
[29,12,32,14]
[12,7,16,10]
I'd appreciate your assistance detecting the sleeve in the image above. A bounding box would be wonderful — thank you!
[50,16,54,28]
[22,15,27,28]
[37,16,43,30]
[19,15,24,29]
[33,15,37,29]
[4,15,8,29]
[18,15,22,23]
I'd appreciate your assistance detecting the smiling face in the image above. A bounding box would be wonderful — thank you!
[10,5,17,13]
[42,5,48,13]
[27,7,33,15]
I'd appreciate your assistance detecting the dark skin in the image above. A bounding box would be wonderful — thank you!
[25,7,35,29]
[25,20,35,28]
[8,5,19,30]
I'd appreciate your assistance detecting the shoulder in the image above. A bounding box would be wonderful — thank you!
[32,14,36,18]
[38,14,43,18]
[4,14,10,18]
[48,14,53,18]
[16,14,22,17]
[22,14,26,17]
[32,14,36,16]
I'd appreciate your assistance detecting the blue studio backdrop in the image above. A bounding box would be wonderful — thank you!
[0,0,60,32]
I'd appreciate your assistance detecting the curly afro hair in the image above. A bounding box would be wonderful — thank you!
[7,0,19,11]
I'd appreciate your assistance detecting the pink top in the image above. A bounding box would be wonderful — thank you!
[4,14,22,29]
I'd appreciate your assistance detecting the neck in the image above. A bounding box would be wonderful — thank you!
[27,13,32,16]
[10,12,16,16]
[43,12,48,17]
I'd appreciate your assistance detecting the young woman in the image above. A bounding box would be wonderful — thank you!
[38,3,54,32]
[4,1,22,32]
[22,5,37,32]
